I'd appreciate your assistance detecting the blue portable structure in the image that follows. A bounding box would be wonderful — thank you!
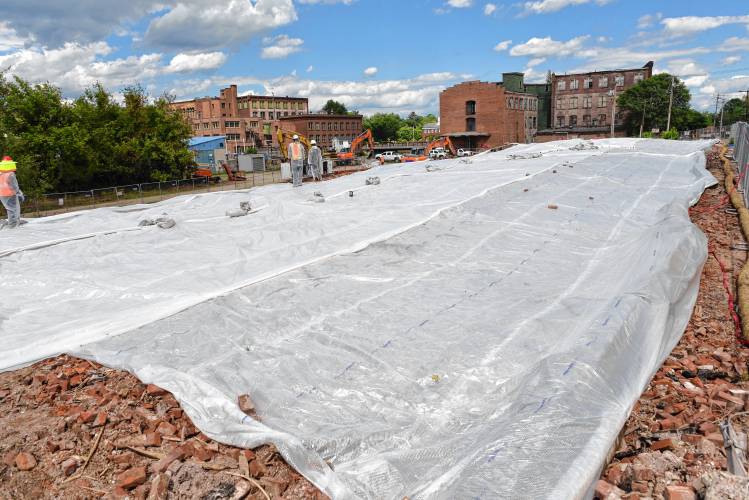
[188,136,226,169]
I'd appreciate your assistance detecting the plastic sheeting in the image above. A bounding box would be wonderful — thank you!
[1,139,716,498]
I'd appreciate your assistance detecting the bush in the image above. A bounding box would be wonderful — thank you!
[661,128,679,140]
[642,131,654,138]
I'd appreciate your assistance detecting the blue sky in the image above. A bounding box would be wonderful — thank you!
[0,0,747,115]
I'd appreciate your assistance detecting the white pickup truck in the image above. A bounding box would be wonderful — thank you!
[375,151,403,162]
[428,148,448,160]
[457,149,474,157]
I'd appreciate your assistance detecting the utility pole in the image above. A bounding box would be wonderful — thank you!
[609,89,616,138]
[666,75,675,132]
[720,97,725,138]
[714,94,720,129]
[745,89,748,123]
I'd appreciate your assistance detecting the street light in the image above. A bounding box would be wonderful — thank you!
[608,89,616,139]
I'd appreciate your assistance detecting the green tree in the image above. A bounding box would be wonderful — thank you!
[363,113,404,141]
[617,73,690,135]
[721,97,749,126]
[322,99,348,115]
[396,125,421,142]
[0,74,193,194]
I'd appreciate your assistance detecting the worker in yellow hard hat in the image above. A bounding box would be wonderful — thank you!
[0,156,25,228]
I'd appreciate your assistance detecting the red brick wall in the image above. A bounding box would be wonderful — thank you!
[440,81,534,148]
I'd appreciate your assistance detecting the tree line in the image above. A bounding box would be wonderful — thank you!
[0,75,193,195]
[321,99,438,142]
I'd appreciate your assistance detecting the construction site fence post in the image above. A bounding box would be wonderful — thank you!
[730,123,749,207]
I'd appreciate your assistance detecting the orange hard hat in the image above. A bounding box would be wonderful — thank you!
[2,156,12,162]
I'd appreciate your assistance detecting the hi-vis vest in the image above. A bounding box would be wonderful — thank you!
[0,172,16,197]
[289,142,303,161]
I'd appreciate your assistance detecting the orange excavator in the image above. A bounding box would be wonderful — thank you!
[337,129,374,165]
[403,136,457,162]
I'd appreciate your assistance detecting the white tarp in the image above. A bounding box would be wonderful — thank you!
[1,139,716,498]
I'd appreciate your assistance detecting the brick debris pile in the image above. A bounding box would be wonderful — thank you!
[0,355,326,499]
[596,147,749,500]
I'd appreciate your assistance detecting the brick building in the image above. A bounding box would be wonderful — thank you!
[278,114,363,151]
[440,79,538,149]
[538,61,653,141]
[501,72,552,131]
[170,84,308,155]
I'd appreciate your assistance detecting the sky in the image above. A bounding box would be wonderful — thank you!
[0,0,747,116]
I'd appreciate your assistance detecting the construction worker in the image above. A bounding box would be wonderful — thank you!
[0,156,24,228]
[308,140,323,181]
[287,135,306,187]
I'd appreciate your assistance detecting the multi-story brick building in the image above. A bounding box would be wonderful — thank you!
[539,61,653,141]
[170,84,308,155]
[278,114,363,151]
[440,79,538,149]
[501,72,552,131]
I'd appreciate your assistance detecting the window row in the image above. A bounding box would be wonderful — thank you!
[505,96,537,111]
[556,95,611,109]
[556,73,643,91]
[251,111,301,118]
[555,114,609,127]
[238,100,306,111]
[308,121,359,131]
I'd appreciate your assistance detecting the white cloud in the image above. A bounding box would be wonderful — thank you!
[0,0,161,47]
[719,37,749,53]
[665,59,705,77]
[484,3,497,15]
[259,72,463,115]
[306,65,314,73]
[447,0,473,7]
[0,21,29,52]
[699,84,716,95]
[0,42,168,94]
[723,55,741,66]
[662,15,749,36]
[637,13,662,29]
[493,39,512,52]
[522,0,610,15]
[527,57,546,67]
[509,36,590,57]
[682,75,709,87]
[165,52,227,73]
[363,66,378,76]
[145,0,298,50]
[260,34,304,59]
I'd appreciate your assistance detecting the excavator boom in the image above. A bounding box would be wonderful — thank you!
[277,128,311,161]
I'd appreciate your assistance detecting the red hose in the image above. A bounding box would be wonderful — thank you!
[708,243,749,347]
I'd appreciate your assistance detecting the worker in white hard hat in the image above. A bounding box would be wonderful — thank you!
[287,135,306,187]
[0,156,24,228]
[308,139,323,181]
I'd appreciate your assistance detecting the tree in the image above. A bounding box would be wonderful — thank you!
[363,113,404,141]
[0,74,193,194]
[721,98,749,126]
[396,125,420,142]
[617,73,690,135]
[322,99,348,115]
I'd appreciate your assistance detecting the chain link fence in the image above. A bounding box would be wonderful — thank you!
[1,169,286,219]
[731,122,749,207]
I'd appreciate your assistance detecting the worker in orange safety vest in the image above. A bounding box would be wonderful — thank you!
[287,135,307,187]
[0,156,24,228]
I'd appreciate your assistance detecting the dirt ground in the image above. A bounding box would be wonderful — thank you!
[0,355,326,500]
[596,146,749,500]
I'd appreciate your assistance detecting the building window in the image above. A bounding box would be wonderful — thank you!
[283,101,288,109]
[221,103,225,109]
[634,73,644,83]
[584,78,593,89]
[599,77,608,87]
[569,115,577,126]
[269,112,274,119]
[599,114,607,126]
[569,97,578,109]
[252,101,258,109]
[558,80,566,91]
[583,114,591,126]
[466,117,476,131]
[615,76,625,87]
[570,79,579,90]
[557,116,564,127]
[533,117,537,128]
[583,96,592,108]
[251,122,258,128]
[466,100,476,115]
[557,97,565,110]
